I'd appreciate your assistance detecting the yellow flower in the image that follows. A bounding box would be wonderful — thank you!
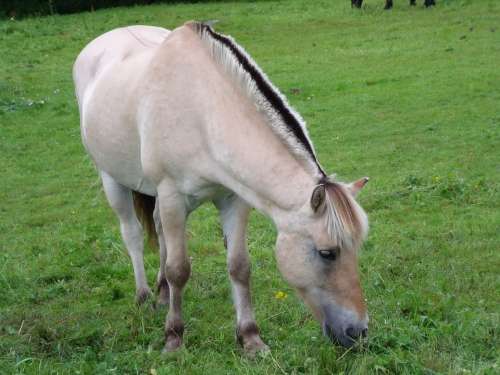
[275,291,288,300]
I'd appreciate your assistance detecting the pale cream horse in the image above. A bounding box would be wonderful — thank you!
[73,21,370,355]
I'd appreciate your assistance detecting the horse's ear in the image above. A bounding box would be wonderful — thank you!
[347,177,369,197]
[311,184,326,213]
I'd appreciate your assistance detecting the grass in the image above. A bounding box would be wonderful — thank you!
[0,0,499,373]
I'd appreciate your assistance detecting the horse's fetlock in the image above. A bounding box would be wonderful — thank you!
[166,319,184,337]
[166,260,190,286]
[236,321,260,346]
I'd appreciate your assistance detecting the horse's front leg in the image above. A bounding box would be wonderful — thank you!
[157,186,190,352]
[216,196,268,357]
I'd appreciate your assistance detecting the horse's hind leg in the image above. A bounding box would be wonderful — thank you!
[424,0,435,7]
[216,196,268,357]
[100,171,152,304]
[385,0,393,9]
[154,201,170,306]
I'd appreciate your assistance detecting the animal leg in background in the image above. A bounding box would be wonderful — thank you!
[157,185,191,352]
[216,196,269,356]
[101,171,152,304]
[385,0,393,9]
[351,0,363,9]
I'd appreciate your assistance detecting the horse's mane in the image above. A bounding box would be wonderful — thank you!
[322,180,368,248]
[186,21,326,179]
[187,22,367,247]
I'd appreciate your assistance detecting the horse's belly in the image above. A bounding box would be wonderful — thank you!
[83,124,155,195]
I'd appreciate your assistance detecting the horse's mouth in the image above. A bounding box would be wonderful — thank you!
[322,321,359,348]
[321,304,368,348]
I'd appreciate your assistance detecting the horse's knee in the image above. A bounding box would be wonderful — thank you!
[166,258,190,287]
[228,254,250,284]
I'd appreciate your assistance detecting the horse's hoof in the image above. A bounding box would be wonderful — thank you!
[243,337,270,359]
[163,336,183,352]
[135,287,153,305]
[164,320,184,352]
[236,322,268,358]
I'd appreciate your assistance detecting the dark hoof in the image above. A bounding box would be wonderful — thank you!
[164,320,184,352]
[135,287,153,305]
[236,322,269,358]
[163,335,183,352]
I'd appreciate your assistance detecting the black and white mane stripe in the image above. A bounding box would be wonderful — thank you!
[189,21,326,179]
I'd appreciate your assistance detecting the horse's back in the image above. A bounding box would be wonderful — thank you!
[74,25,169,107]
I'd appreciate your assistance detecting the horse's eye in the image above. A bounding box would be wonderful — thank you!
[318,248,339,261]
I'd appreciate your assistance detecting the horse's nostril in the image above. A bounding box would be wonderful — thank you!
[345,327,355,339]
[345,326,367,339]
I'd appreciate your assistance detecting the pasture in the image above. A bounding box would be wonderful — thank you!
[0,0,499,373]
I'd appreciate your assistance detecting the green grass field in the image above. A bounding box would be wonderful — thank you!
[1,0,499,373]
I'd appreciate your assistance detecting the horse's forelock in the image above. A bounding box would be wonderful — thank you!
[324,182,365,248]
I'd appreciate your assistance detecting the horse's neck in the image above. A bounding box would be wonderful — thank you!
[207,79,316,222]
[154,26,318,224]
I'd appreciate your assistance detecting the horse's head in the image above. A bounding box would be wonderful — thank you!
[275,177,369,347]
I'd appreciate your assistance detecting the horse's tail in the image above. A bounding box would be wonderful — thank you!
[132,191,158,248]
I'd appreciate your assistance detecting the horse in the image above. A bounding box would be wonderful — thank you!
[352,0,436,9]
[73,21,370,355]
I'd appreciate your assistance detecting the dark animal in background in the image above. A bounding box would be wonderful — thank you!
[351,0,436,9]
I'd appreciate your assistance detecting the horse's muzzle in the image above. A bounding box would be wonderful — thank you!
[321,305,368,348]
[322,320,367,347]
